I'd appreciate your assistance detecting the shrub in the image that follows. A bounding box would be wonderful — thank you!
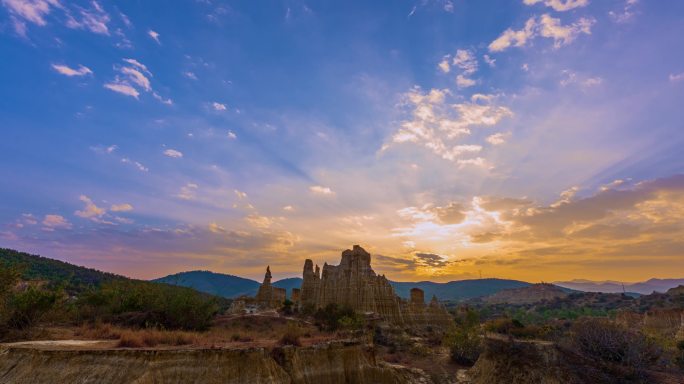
[444,309,481,365]
[313,304,362,332]
[279,323,302,346]
[568,318,662,377]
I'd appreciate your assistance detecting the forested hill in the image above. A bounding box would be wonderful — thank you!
[0,248,125,293]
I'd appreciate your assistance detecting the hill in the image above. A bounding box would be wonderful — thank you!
[555,278,684,295]
[153,271,304,298]
[390,278,531,302]
[0,248,124,294]
[483,283,569,305]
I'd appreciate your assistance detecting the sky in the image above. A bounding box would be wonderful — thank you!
[1,0,683,283]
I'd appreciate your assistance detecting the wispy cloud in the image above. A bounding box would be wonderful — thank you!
[65,1,110,35]
[163,149,183,158]
[42,214,71,231]
[148,29,161,44]
[523,0,589,12]
[309,185,334,195]
[489,14,594,52]
[669,72,684,83]
[212,102,227,111]
[51,63,93,77]
[104,82,139,98]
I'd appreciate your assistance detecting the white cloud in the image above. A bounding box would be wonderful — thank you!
[443,1,454,12]
[283,205,295,212]
[489,17,536,52]
[42,214,71,230]
[75,195,106,220]
[385,87,512,163]
[489,14,593,52]
[65,1,110,35]
[104,82,139,98]
[245,213,274,229]
[163,149,183,158]
[538,14,594,48]
[1,0,59,26]
[184,71,198,80]
[227,130,237,139]
[120,66,151,91]
[483,54,496,68]
[438,57,451,73]
[486,132,509,145]
[148,29,160,44]
[122,58,152,76]
[51,63,93,77]
[121,158,148,172]
[310,185,334,195]
[234,189,247,199]
[212,102,227,111]
[669,72,684,82]
[523,0,589,12]
[110,203,133,212]
[453,49,477,75]
[456,75,476,88]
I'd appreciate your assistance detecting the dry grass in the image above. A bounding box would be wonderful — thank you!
[117,329,197,348]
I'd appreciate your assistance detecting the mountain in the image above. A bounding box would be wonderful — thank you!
[154,270,531,302]
[555,278,684,295]
[153,271,304,298]
[484,283,569,305]
[0,248,124,293]
[390,278,531,302]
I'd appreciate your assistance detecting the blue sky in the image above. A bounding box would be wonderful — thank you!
[1,0,683,282]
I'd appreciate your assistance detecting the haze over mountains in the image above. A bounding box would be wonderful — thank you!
[554,278,684,295]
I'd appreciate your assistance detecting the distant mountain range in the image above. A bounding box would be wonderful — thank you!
[554,278,684,295]
[154,270,532,301]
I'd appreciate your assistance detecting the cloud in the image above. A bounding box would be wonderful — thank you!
[122,58,152,76]
[104,82,139,98]
[177,183,198,200]
[183,71,198,80]
[483,54,496,67]
[245,213,274,229]
[121,158,148,172]
[234,189,247,199]
[437,57,451,73]
[212,102,227,111]
[486,132,509,145]
[385,87,512,163]
[65,1,110,35]
[148,29,160,44]
[489,14,593,52]
[538,14,594,48]
[283,205,294,212]
[456,75,476,88]
[609,0,639,23]
[74,195,106,221]
[227,131,237,139]
[163,149,183,158]
[669,72,684,82]
[309,185,334,195]
[414,252,452,268]
[489,17,536,52]
[523,0,589,12]
[119,66,151,91]
[42,214,71,230]
[110,203,133,212]
[51,63,93,77]
[1,0,59,26]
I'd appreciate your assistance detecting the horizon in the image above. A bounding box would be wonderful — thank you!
[1,1,684,283]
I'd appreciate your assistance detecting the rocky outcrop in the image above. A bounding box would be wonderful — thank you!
[256,266,286,309]
[0,341,428,384]
[300,245,452,329]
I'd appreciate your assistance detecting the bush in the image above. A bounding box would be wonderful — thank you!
[444,309,482,365]
[313,304,363,332]
[279,323,302,346]
[568,318,662,377]
[77,280,218,331]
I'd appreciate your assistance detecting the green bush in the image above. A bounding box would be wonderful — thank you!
[77,280,218,331]
[444,309,482,365]
[313,303,363,332]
